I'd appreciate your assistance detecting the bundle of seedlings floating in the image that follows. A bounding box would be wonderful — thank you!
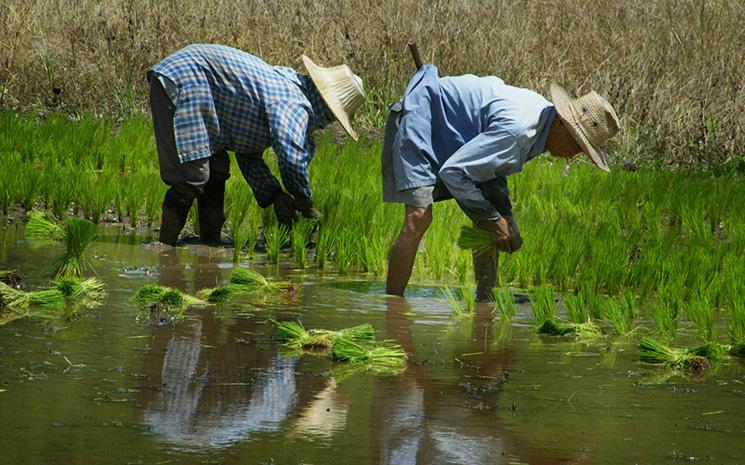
[277,321,375,349]
[537,317,602,338]
[639,337,722,372]
[456,225,492,252]
[0,276,106,325]
[25,212,98,278]
[133,284,205,312]
[331,337,406,368]
[200,268,297,303]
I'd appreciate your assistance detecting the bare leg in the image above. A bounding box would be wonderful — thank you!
[473,247,499,302]
[386,205,432,296]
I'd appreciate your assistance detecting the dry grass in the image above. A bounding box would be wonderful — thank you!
[1,0,743,168]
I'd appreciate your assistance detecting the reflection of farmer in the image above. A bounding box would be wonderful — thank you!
[383,65,620,299]
[148,44,365,246]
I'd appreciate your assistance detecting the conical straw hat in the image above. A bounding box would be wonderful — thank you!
[303,55,366,141]
[550,84,620,172]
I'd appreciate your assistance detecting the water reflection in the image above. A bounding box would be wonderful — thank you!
[137,249,306,449]
[371,297,584,465]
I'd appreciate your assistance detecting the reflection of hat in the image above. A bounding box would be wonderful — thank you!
[303,55,365,141]
[550,84,620,172]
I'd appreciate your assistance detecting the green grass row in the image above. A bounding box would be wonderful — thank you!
[1,111,744,344]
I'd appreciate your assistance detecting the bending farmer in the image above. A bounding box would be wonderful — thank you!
[148,44,365,245]
[383,64,620,299]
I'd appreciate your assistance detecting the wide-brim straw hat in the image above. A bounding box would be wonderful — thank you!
[550,83,620,172]
[303,55,365,141]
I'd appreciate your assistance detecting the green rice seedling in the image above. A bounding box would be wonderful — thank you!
[537,317,602,338]
[0,282,65,309]
[456,225,492,252]
[459,284,475,314]
[688,342,730,362]
[25,211,65,241]
[229,267,296,293]
[686,291,718,342]
[602,298,632,335]
[277,321,375,349]
[529,284,556,326]
[132,284,204,311]
[264,224,290,265]
[25,213,99,277]
[331,337,406,368]
[441,286,465,317]
[649,298,678,338]
[493,288,516,321]
[639,337,709,371]
[727,295,745,343]
[200,285,239,303]
[53,276,105,303]
[291,219,315,269]
[562,293,587,324]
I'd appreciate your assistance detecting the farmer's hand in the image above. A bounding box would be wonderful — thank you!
[273,192,297,228]
[293,196,323,221]
[480,217,514,253]
[504,215,523,252]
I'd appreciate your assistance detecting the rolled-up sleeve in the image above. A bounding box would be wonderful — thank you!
[438,127,522,223]
[266,101,314,201]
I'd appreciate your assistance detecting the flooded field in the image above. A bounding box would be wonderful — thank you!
[1,224,744,465]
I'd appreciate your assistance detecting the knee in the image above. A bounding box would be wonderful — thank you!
[402,206,432,239]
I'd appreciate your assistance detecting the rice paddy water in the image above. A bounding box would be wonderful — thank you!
[1,114,745,463]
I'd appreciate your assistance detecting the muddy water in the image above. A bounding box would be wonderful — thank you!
[1,224,744,465]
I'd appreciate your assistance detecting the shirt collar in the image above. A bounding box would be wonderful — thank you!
[272,66,333,130]
[527,105,557,160]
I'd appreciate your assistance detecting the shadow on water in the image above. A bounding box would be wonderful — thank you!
[1,227,745,464]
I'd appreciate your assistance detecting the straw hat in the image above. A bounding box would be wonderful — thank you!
[303,55,366,141]
[550,83,620,172]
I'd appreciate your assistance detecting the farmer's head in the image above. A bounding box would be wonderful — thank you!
[548,84,620,172]
[303,55,366,141]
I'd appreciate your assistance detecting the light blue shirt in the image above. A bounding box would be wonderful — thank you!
[391,65,556,222]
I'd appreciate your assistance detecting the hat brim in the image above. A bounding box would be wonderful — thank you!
[303,55,358,141]
[550,83,610,172]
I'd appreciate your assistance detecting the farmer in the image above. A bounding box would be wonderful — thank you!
[148,44,365,246]
[383,65,620,299]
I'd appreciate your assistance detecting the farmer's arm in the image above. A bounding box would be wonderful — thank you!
[438,127,521,223]
[235,153,283,208]
[266,101,315,205]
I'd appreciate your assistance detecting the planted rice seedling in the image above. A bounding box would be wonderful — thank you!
[264,224,290,265]
[529,284,556,326]
[291,219,315,269]
[493,288,517,321]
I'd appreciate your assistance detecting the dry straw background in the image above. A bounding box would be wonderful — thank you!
[1,0,743,168]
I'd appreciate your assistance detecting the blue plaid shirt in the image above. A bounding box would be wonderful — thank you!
[150,44,333,207]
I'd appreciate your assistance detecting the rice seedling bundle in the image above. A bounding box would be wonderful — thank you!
[456,225,492,252]
[639,337,711,371]
[688,342,729,362]
[0,282,65,309]
[331,337,406,368]
[25,212,99,277]
[537,317,602,338]
[229,267,296,293]
[132,284,204,310]
[277,321,375,349]
[53,276,105,303]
